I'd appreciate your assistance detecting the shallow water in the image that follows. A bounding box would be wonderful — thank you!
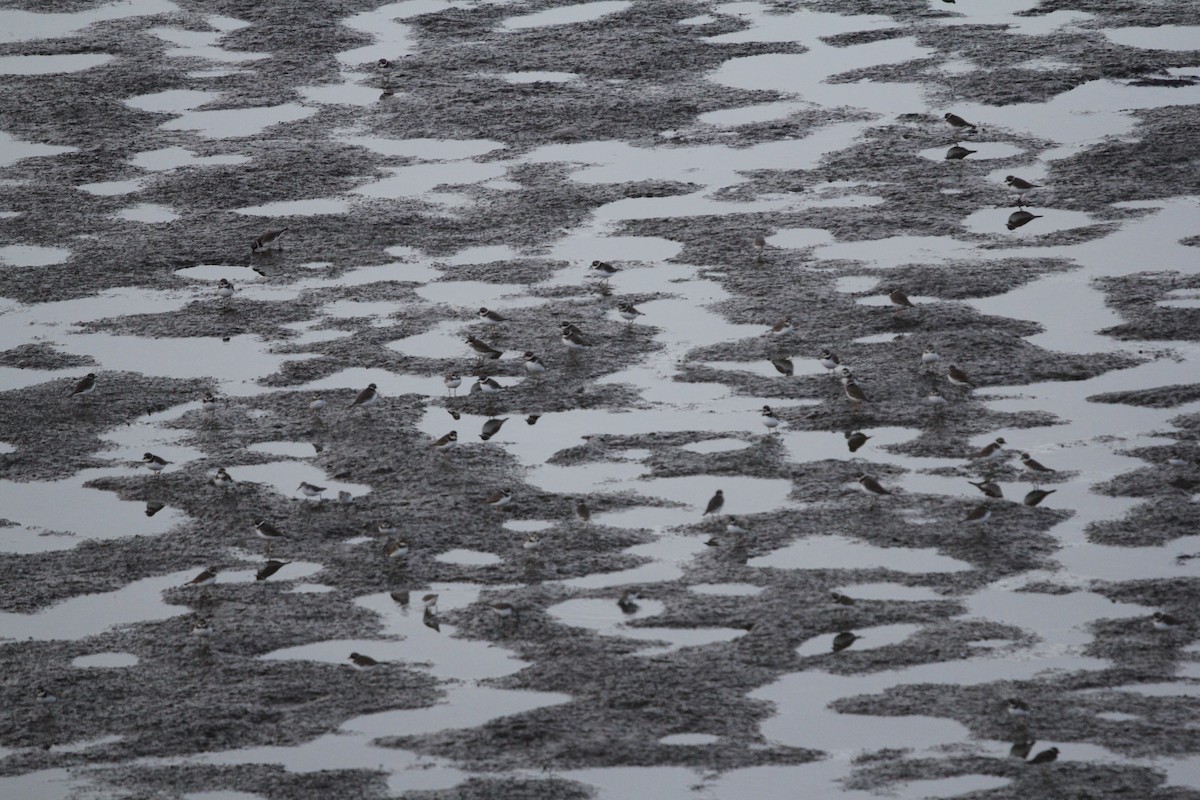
[3,0,1200,796]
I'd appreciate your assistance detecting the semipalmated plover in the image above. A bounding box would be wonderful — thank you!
[561,325,593,350]
[1005,175,1039,206]
[927,390,948,407]
[617,301,643,324]
[70,373,97,399]
[590,260,618,281]
[250,228,287,252]
[963,504,992,524]
[968,479,1002,499]
[522,534,540,551]
[253,518,284,555]
[186,566,218,586]
[943,112,977,133]
[921,348,940,366]
[947,365,975,389]
[769,317,795,336]
[475,375,503,394]
[309,396,327,412]
[212,467,234,489]
[431,430,458,452]
[973,437,1006,460]
[202,392,219,412]
[466,335,503,359]
[349,652,379,669]
[486,488,513,509]
[819,350,840,371]
[522,352,546,375]
[831,592,855,606]
[385,538,409,560]
[858,473,891,496]
[143,452,170,476]
[753,235,766,263]
[192,618,213,637]
[761,405,781,430]
[576,498,591,523]
[703,489,725,516]
[489,602,517,619]
[478,307,506,326]
[888,288,915,308]
[1152,611,1181,631]
[1006,698,1030,717]
[1020,453,1055,475]
[844,380,869,405]
[1028,747,1059,765]
[216,278,234,299]
[377,521,398,537]
[349,383,379,410]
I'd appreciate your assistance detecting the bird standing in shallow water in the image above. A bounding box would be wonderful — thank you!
[1005,175,1040,206]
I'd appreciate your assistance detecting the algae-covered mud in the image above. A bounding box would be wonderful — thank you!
[2,0,1200,798]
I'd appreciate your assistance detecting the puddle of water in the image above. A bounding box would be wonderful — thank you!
[71,652,139,668]
[548,596,749,654]
[185,792,266,800]
[0,54,114,75]
[0,0,178,44]
[341,136,506,161]
[246,441,317,458]
[559,536,709,589]
[234,198,352,217]
[416,280,551,309]
[147,26,269,63]
[124,89,218,114]
[160,104,317,139]
[659,733,720,745]
[688,583,764,596]
[116,203,179,223]
[175,264,263,282]
[130,147,250,171]
[499,71,578,83]
[500,1,633,31]
[0,469,186,555]
[435,549,503,566]
[749,536,973,574]
[795,623,922,657]
[299,80,385,107]
[680,438,752,454]
[296,368,444,398]
[227,462,372,500]
[0,131,76,167]
[831,583,945,602]
[892,775,1012,798]
[77,178,144,195]
[961,206,1103,236]
[1103,26,1200,51]
[502,519,556,533]
[0,245,71,267]
[0,569,200,639]
[352,162,510,207]
[917,142,1025,161]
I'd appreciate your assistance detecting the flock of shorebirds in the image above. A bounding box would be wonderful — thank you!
[46,105,1175,773]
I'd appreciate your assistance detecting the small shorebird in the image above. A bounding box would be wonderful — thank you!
[1152,611,1182,631]
[142,452,170,477]
[308,396,327,413]
[963,503,992,525]
[617,302,643,324]
[887,288,915,308]
[296,481,325,500]
[1005,175,1040,206]
[212,467,235,489]
[768,317,795,336]
[590,260,618,282]
[478,307,506,326]
[973,437,1006,461]
[253,518,284,555]
[466,335,503,360]
[485,488,513,510]
[968,479,1003,499]
[385,538,409,561]
[561,323,593,352]
[1006,698,1030,717]
[761,405,781,431]
[475,375,503,394]
[431,430,458,452]
[576,498,591,524]
[522,352,546,375]
[444,373,462,395]
[943,112,977,133]
[858,473,891,497]
[1027,747,1059,765]
[819,350,840,372]
[349,383,379,411]
[947,365,975,390]
[844,380,868,405]
[349,652,379,669]
[921,348,941,368]
[1020,453,1056,486]
[702,489,725,516]
[202,392,220,412]
[618,590,640,614]
[753,235,766,263]
[216,279,235,304]
[250,228,287,252]
[70,372,97,400]
[186,566,218,587]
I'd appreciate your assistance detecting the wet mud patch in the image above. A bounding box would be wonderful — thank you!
[0,343,95,370]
